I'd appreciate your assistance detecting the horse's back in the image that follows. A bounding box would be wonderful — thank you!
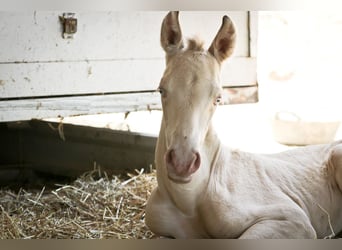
[259,140,342,237]
[222,141,342,237]
[267,140,342,165]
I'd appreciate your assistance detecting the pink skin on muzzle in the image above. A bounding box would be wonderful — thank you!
[165,148,201,183]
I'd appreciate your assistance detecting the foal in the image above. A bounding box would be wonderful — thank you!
[145,11,342,239]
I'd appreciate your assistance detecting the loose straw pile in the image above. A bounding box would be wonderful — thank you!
[0,167,157,239]
[1,167,341,239]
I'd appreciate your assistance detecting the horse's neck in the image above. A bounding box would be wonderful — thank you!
[155,118,222,214]
[203,124,223,169]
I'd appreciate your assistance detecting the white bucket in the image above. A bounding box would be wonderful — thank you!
[272,111,340,146]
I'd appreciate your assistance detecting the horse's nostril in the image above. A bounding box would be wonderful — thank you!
[194,152,201,168]
[165,149,175,166]
[190,152,201,173]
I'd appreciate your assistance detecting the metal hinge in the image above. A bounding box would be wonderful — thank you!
[59,13,77,39]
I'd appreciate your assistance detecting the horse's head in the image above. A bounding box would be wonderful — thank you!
[158,11,236,183]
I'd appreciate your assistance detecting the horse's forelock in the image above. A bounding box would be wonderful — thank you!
[186,37,205,52]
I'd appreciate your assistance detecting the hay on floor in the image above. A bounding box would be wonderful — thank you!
[0,167,157,239]
[1,166,341,239]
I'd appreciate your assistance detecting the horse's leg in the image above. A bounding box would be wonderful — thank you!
[328,144,342,192]
[238,219,316,239]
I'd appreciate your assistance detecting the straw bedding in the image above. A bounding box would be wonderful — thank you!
[0,167,157,239]
[1,167,341,239]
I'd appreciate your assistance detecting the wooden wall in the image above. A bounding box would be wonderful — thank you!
[0,11,258,122]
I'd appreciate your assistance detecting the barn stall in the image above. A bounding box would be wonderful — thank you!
[0,11,257,238]
[1,11,341,239]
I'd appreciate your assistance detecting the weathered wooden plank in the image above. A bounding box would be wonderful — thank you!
[0,85,258,122]
[0,92,161,121]
[0,59,165,98]
[0,11,249,63]
[249,11,258,58]
[0,57,256,99]
[0,11,258,122]
[225,85,259,105]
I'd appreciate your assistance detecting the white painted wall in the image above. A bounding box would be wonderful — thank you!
[0,11,257,121]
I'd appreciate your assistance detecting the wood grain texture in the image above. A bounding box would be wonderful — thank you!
[0,11,258,121]
[0,86,258,122]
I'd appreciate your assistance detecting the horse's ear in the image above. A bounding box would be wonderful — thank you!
[208,15,236,63]
[161,11,184,55]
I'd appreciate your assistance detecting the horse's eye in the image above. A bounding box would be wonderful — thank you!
[215,96,222,105]
[157,87,166,97]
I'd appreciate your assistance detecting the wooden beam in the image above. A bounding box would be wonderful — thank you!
[0,120,157,178]
[0,85,258,122]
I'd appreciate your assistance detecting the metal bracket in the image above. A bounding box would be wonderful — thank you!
[59,13,77,39]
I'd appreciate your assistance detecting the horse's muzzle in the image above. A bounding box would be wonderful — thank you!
[165,149,201,183]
